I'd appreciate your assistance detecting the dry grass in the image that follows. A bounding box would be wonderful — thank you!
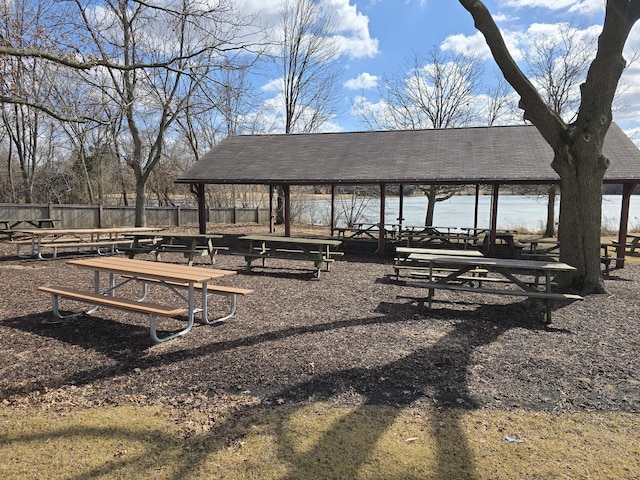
[1,404,638,479]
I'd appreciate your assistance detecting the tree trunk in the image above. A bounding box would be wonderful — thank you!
[424,187,437,226]
[134,178,147,227]
[552,133,608,293]
[544,186,556,237]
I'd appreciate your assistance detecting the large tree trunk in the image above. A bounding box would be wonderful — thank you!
[134,178,147,227]
[552,131,609,293]
[456,0,640,294]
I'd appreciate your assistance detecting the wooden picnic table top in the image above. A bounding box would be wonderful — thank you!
[239,235,342,246]
[14,226,160,236]
[0,218,59,230]
[0,217,58,223]
[521,238,559,245]
[67,257,236,283]
[396,247,483,257]
[123,231,222,239]
[407,253,576,272]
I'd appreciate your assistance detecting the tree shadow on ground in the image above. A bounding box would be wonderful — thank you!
[4,298,553,478]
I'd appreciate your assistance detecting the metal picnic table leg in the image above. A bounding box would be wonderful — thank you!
[199,281,207,323]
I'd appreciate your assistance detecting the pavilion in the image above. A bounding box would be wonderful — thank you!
[176,123,640,265]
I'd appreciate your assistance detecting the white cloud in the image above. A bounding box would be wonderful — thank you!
[441,32,492,60]
[344,72,378,90]
[236,0,379,60]
[322,0,379,58]
[261,78,281,92]
[441,30,524,62]
[502,0,604,14]
[442,22,600,64]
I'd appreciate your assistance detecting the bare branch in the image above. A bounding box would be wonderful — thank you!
[458,0,565,147]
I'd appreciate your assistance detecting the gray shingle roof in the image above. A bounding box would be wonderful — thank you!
[176,123,640,185]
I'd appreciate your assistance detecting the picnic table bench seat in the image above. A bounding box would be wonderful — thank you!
[393,262,488,280]
[122,275,253,324]
[411,281,583,302]
[38,285,189,343]
[406,269,557,288]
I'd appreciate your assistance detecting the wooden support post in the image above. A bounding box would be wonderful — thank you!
[378,183,386,254]
[617,182,637,268]
[190,183,207,234]
[284,184,291,237]
[331,185,336,235]
[398,184,404,233]
[489,184,499,257]
[474,184,480,233]
[269,185,275,233]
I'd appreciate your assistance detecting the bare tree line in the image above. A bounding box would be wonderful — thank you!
[1,0,632,289]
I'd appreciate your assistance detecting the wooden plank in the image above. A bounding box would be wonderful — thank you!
[66,257,236,283]
[396,247,483,257]
[38,285,187,316]
[40,240,133,249]
[239,235,343,247]
[407,253,576,272]
[123,275,254,295]
[410,282,583,301]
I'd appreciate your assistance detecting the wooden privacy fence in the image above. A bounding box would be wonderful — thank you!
[0,203,270,229]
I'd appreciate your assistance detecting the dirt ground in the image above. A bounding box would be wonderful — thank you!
[0,224,638,416]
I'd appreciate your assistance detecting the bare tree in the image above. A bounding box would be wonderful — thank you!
[0,0,260,225]
[458,0,640,292]
[271,0,344,226]
[356,50,483,130]
[518,22,599,237]
[277,0,343,134]
[526,23,596,121]
[355,49,486,226]
[0,0,66,202]
[72,0,257,225]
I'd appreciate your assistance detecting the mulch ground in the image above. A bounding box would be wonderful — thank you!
[0,225,638,416]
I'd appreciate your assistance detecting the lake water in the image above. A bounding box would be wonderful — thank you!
[302,195,640,232]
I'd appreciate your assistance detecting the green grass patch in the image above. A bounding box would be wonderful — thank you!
[1,404,638,479]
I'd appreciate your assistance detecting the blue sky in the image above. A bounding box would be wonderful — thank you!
[238,0,640,142]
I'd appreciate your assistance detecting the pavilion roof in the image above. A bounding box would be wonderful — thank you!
[176,123,640,186]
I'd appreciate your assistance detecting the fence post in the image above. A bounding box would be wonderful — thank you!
[176,206,181,226]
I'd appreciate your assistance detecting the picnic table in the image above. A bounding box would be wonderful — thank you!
[393,246,485,280]
[398,226,478,249]
[478,232,526,258]
[0,218,59,239]
[13,226,159,260]
[520,239,623,276]
[38,257,245,343]
[238,235,343,278]
[121,231,227,266]
[520,238,560,259]
[335,223,399,240]
[404,253,583,323]
[624,233,640,253]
